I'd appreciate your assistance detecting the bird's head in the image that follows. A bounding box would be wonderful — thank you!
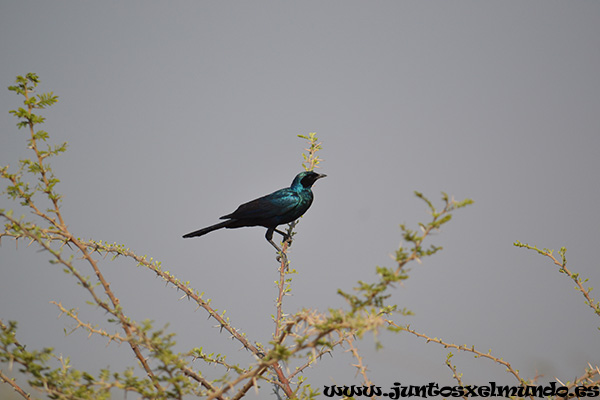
[291,171,327,189]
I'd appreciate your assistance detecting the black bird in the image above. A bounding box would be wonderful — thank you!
[183,171,326,250]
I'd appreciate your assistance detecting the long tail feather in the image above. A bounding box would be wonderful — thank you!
[182,220,232,238]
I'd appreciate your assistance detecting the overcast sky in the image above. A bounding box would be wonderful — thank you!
[1,1,600,399]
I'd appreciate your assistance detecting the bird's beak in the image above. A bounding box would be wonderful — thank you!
[316,173,327,179]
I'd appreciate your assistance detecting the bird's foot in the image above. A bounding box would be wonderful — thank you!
[276,252,289,269]
[283,234,293,248]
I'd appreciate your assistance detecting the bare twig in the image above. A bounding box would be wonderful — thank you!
[0,370,31,399]
[51,301,126,344]
[345,335,373,388]
[182,367,226,400]
[445,354,468,400]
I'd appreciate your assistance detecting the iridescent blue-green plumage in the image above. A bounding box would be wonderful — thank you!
[183,171,326,249]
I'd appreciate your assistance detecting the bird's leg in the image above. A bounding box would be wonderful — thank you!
[266,228,282,253]
[267,228,290,268]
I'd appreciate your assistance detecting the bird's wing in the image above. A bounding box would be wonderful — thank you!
[221,189,300,220]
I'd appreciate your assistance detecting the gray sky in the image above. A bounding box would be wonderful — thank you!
[1,1,600,398]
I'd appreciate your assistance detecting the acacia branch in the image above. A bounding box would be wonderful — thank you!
[85,240,262,357]
[514,242,600,319]
[22,80,66,229]
[397,322,534,400]
[0,214,164,393]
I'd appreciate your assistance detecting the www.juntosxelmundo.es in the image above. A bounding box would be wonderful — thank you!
[323,382,599,398]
